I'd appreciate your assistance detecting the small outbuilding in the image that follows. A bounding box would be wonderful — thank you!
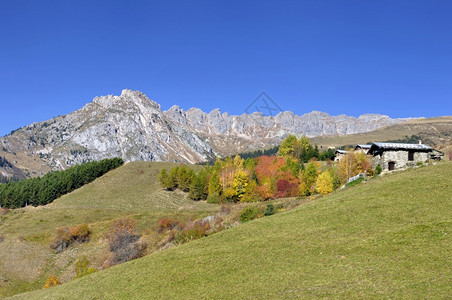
[334,149,348,162]
[354,144,371,154]
[368,142,435,171]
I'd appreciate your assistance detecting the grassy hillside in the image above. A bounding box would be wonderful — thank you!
[0,162,218,297]
[16,162,452,299]
[311,116,452,152]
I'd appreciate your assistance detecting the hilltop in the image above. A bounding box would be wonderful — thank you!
[0,89,408,178]
[15,162,452,299]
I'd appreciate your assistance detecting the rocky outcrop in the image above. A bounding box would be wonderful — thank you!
[0,89,407,176]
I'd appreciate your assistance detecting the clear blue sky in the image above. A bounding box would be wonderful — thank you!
[1,0,451,136]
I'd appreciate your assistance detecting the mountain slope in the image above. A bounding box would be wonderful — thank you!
[0,89,406,177]
[16,162,452,299]
[0,162,218,297]
[311,116,452,154]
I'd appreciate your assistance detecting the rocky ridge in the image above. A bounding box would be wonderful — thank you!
[0,89,407,177]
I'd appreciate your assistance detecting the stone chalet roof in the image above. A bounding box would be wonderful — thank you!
[368,142,433,154]
[355,144,372,149]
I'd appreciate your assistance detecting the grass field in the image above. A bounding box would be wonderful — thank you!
[0,162,218,297]
[14,162,452,299]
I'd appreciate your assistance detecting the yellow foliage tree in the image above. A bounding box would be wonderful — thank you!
[315,172,334,195]
[232,170,248,200]
[337,151,372,183]
[337,151,359,184]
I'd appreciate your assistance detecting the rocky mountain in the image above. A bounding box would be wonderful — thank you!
[0,89,407,178]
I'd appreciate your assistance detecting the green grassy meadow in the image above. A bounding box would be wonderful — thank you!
[0,162,218,297]
[13,162,452,299]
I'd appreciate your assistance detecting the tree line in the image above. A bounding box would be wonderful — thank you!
[0,158,123,208]
[160,135,371,204]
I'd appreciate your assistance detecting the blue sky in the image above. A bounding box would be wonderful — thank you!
[1,0,451,136]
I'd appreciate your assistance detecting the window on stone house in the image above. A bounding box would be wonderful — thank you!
[408,151,414,161]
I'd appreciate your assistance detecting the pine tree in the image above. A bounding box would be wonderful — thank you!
[159,168,178,190]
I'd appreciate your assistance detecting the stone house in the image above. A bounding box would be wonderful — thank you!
[368,142,435,171]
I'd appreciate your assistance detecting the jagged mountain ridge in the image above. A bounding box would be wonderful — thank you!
[0,89,406,176]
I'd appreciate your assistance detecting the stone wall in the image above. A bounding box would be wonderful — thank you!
[372,150,429,171]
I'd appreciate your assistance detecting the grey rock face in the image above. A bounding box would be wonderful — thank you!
[0,89,407,175]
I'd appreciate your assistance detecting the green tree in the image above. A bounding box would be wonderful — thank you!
[299,160,319,196]
[189,169,208,200]
[177,166,194,192]
[159,169,176,191]
[207,170,221,203]
[279,135,298,157]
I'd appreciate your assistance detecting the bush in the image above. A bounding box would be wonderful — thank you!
[157,217,182,233]
[207,192,220,204]
[239,206,262,222]
[175,220,211,244]
[264,204,275,216]
[75,256,98,278]
[50,224,90,253]
[220,205,232,215]
[375,165,382,174]
[43,276,61,289]
[106,218,147,266]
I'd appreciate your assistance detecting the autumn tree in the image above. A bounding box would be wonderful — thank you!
[232,170,248,201]
[299,160,320,196]
[279,135,298,157]
[337,151,371,183]
[241,179,261,202]
[315,172,334,195]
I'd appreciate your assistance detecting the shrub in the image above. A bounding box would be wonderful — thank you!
[220,205,232,215]
[157,217,182,233]
[75,256,98,278]
[106,218,147,266]
[375,165,382,174]
[175,220,211,244]
[239,206,262,222]
[207,192,220,204]
[264,204,275,216]
[43,276,61,289]
[50,224,90,253]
